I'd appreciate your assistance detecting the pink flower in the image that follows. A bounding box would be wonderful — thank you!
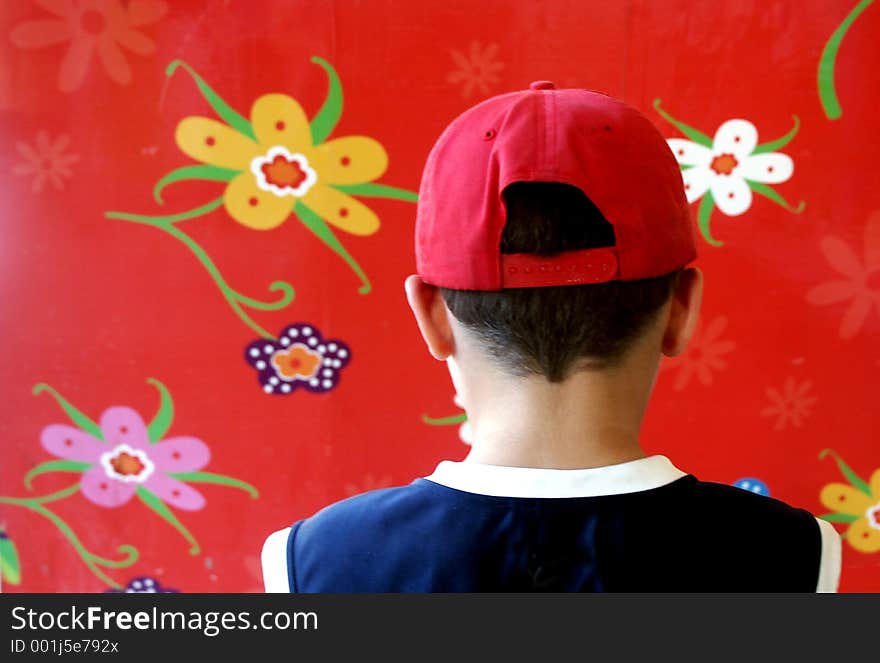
[664,315,736,391]
[10,0,168,93]
[446,40,504,99]
[806,212,880,340]
[760,377,817,431]
[12,131,79,192]
[41,406,209,510]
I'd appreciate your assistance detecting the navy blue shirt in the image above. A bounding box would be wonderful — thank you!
[279,456,839,592]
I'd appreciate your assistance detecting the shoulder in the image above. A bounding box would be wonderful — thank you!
[300,482,440,535]
[669,477,839,590]
[670,477,819,540]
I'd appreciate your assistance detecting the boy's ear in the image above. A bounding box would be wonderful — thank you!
[404,275,456,360]
[661,267,704,357]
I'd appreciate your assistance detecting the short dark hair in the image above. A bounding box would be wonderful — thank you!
[439,182,679,382]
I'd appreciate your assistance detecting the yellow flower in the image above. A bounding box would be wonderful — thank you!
[174,94,388,232]
[820,467,880,553]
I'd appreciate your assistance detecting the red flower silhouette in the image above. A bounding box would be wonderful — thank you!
[664,315,736,391]
[344,474,393,497]
[446,40,504,99]
[12,131,79,192]
[806,212,880,340]
[10,0,168,93]
[760,377,817,431]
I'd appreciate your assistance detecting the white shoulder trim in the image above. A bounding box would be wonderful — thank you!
[423,455,687,498]
[814,517,842,593]
[261,528,292,593]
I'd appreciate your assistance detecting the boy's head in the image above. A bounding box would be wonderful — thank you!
[408,82,702,383]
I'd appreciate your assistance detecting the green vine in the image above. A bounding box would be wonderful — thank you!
[105,199,295,339]
[817,0,875,120]
[0,485,139,589]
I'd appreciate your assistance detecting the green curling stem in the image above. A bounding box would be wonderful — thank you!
[233,281,295,311]
[106,196,224,225]
[819,512,860,523]
[146,378,174,444]
[752,116,800,154]
[697,191,723,247]
[334,183,418,202]
[819,448,872,496]
[748,181,806,214]
[24,460,91,490]
[0,484,138,589]
[422,413,468,426]
[153,165,239,204]
[135,486,200,555]
[166,60,256,140]
[106,198,295,339]
[32,383,103,440]
[653,99,713,147]
[309,56,343,145]
[294,200,372,294]
[167,472,259,499]
[817,0,875,120]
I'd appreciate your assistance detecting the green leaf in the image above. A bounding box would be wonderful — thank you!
[135,487,201,555]
[24,460,91,489]
[294,200,371,294]
[653,99,713,147]
[309,56,343,145]
[819,448,872,496]
[697,191,723,247]
[168,472,259,499]
[422,413,468,426]
[146,378,174,444]
[166,60,256,140]
[818,513,860,523]
[817,0,875,120]
[748,181,806,214]
[153,165,239,204]
[0,530,22,585]
[32,383,103,440]
[334,183,418,202]
[753,115,800,154]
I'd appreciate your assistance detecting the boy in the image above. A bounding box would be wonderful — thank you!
[262,81,841,592]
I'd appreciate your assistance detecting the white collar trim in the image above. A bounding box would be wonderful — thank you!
[423,455,687,498]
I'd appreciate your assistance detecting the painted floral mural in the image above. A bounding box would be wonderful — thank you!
[105,57,417,340]
[0,380,257,588]
[819,450,880,554]
[1,1,878,592]
[656,100,804,246]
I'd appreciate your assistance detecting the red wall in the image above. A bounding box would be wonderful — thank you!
[1,0,878,592]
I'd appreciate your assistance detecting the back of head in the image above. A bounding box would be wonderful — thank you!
[440,182,680,382]
[415,82,698,383]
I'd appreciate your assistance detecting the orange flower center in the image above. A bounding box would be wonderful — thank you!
[262,155,308,190]
[710,153,738,176]
[110,451,146,477]
[271,345,322,381]
[870,503,880,528]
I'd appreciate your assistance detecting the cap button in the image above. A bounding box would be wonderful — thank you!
[529,80,555,90]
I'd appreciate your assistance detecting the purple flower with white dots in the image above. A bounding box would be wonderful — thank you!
[244,323,351,396]
[106,576,178,593]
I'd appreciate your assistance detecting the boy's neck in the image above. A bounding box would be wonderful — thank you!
[450,338,660,471]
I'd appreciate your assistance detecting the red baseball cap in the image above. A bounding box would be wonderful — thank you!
[415,81,697,290]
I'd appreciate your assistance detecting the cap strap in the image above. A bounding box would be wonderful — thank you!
[500,247,619,288]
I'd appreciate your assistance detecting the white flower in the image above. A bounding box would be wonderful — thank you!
[668,119,794,217]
